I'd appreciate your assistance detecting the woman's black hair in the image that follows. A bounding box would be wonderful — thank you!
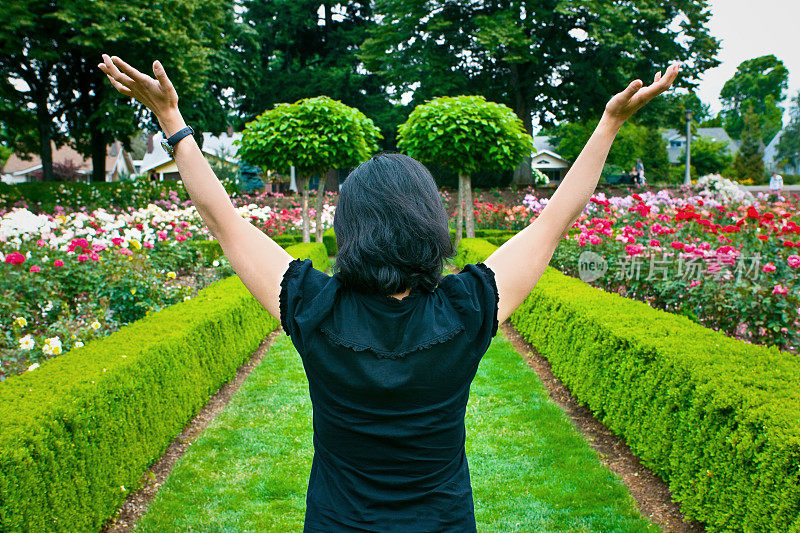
[332,152,455,296]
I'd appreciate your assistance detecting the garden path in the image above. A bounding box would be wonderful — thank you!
[126,329,665,532]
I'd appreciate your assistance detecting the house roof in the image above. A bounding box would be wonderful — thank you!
[2,141,125,176]
[532,150,570,167]
[139,131,242,174]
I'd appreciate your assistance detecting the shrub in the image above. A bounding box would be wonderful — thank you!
[455,237,800,532]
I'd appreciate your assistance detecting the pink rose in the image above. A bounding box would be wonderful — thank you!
[77,254,89,262]
[175,234,187,242]
[53,259,64,267]
[144,241,154,249]
[689,280,701,287]
[589,235,602,245]
[670,241,685,250]
[29,265,41,273]
[89,252,100,261]
[788,255,800,268]
[762,263,776,273]
[36,239,46,247]
[4,252,25,265]
[649,239,661,247]
[772,284,788,295]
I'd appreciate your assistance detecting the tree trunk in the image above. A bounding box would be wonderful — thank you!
[314,171,330,243]
[35,97,54,182]
[455,177,464,249]
[511,63,533,189]
[90,130,106,182]
[299,174,311,243]
[462,173,475,238]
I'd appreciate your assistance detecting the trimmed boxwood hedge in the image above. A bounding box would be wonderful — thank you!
[0,245,326,530]
[323,227,337,256]
[455,237,800,532]
[285,242,329,272]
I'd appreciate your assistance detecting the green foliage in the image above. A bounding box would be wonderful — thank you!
[237,96,381,180]
[455,237,800,532]
[0,0,245,180]
[235,1,404,149]
[777,91,800,171]
[549,120,668,179]
[636,92,711,132]
[397,95,533,176]
[322,227,337,256]
[284,242,329,272]
[681,136,733,177]
[0,176,238,213]
[362,0,719,133]
[733,106,766,183]
[720,55,789,143]
[0,274,280,531]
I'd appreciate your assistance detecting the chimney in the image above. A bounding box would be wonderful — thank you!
[226,124,234,137]
[146,133,154,153]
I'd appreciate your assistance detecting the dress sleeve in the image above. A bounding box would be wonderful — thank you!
[439,262,500,354]
[279,258,332,341]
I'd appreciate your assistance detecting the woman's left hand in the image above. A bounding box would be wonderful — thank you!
[603,62,681,127]
[98,54,179,121]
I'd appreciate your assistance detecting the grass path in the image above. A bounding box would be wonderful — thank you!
[135,330,660,532]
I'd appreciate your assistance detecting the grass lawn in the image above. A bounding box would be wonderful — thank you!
[135,330,659,532]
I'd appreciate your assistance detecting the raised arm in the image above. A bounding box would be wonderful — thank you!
[98,55,293,320]
[484,62,681,325]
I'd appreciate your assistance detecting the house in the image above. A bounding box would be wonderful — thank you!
[764,130,800,174]
[140,130,242,181]
[1,141,136,184]
[532,136,570,182]
[661,127,739,164]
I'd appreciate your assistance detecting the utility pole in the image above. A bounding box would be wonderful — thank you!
[684,109,693,186]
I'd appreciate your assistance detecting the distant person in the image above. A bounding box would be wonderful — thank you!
[635,158,646,187]
[769,172,784,199]
[629,165,639,186]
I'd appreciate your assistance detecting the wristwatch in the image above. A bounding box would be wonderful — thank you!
[161,126,194,156]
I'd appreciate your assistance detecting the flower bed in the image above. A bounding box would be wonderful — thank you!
[499,179,800,351]
[0,198,335,379]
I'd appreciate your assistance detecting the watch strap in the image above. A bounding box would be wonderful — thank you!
[167,126,194,147]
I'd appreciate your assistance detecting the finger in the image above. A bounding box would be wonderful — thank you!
[100,54,136,87]
[622,79,643,98]
[110,55,152,84]
[152,60,175,91]
[653,71,662,83]
[104,73,133,96]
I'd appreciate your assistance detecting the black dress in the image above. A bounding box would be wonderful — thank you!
[279,258,499,532]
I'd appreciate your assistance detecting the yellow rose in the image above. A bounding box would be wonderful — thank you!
[167,271,176,279]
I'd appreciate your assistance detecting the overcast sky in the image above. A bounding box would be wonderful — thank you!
[695,0,800,121]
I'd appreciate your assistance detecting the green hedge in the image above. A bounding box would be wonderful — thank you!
[323,227,337,256]
[285,242,329,272]
[188,232,323,266]
[0,241,329,530]
[455,238,800,532]
[0,177,238,213]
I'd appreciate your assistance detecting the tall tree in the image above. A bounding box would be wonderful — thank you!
[733,106,765,183]
[0,0,244,182]
[720,55,788,144]
[238,1,402,149]
[776,91,800,172]
[361,0,720,185]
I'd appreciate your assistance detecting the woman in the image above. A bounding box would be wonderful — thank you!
[99,54,679,532]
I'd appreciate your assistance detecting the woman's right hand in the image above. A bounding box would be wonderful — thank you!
[97,54,180,124]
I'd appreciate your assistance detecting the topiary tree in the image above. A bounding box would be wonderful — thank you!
[237,96,381,243]
[733,105,766,184]
[397,95,533,244]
